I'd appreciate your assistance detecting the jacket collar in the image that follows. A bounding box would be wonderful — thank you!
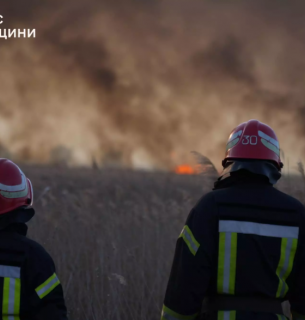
[214,171,272,190]
[0,208,34,231]
[1,223,28,236]
[218,160,281,185]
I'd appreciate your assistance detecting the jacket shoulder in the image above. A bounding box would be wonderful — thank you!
[209,184,305,213]
[192,191,217,219]
[194,191,216,209]
[272,188,305,211]
[20,236,54,264]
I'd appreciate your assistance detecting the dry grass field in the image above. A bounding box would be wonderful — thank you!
[21,165,305,320]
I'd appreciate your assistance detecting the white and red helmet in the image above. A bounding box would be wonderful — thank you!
[0,159,33,215]
[223,119,283,170]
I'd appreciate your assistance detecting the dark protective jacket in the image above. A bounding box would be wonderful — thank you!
[162,175,305,320]
[0,223,68,320]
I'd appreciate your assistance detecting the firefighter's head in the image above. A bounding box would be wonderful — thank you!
[220,120,282,184]
[0,159,34,227]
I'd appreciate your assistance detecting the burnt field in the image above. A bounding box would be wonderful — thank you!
[22,165,305,320]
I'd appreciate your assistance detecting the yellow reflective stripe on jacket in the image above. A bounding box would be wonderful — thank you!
[2,277,21,319]
[276,238,298,298]
[179,225,200,256]
[217,311,236,320]
[161,305,198,320]
[217,232,237,294]
[35,273,60,299]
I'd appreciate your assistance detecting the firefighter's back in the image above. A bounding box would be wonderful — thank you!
[0,226,67,320]
[210,181,305,319]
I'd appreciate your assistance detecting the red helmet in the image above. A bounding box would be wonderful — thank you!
[0,159,33,215]
[223,119,283,170]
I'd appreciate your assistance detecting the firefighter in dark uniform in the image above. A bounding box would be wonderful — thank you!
[161,120,305,320]
[0,158,68,319]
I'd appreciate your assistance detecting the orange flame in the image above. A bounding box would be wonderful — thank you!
[175,164,195,175]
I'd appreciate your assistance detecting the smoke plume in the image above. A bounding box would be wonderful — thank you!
[0,0,304,170]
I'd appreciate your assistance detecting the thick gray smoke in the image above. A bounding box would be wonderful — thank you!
[0,0,304,170]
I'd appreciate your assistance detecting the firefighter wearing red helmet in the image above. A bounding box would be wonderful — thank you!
[0,159,67,319]
[162,120,305,320]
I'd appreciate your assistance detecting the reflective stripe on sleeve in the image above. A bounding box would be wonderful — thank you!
[276,238,298,298]
[219,220,299,239]
[35,273,60,299]
[2,277,21,319]
[218,311,236,320]
[217,232,237,294]
[161,305,198,320]
[179,225,200,256]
